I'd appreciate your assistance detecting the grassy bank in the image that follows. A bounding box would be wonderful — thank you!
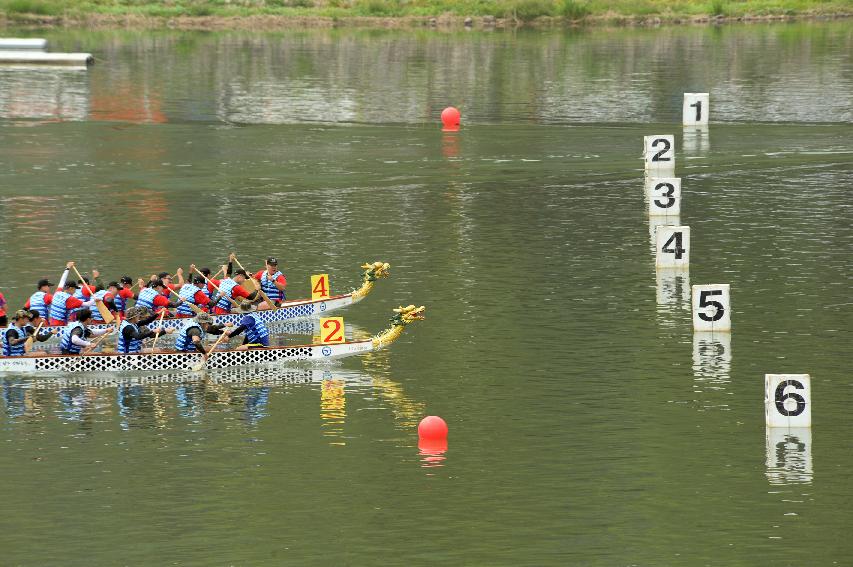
[0,0,850,27]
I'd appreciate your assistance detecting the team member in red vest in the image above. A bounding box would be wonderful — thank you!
[136,279,180,314]
[209,264,256,315]
[48,281,94,326]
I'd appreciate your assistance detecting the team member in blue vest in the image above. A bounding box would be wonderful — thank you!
[174,313,231,358]
[209,264,256,315]
[136,279,180,314]
[112,276,135,317]
[226,301,270,350]
[116,307,171,354]
[175,277,212,317]
[25,279,55,320]
[25,310,56,343]
[252,256,287,309]
[59,308,111,355]
[3,310,34,357]
[48,280,93,326]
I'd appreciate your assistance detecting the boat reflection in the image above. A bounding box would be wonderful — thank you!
[765,427,813,485]
[320,377,347,444]
[692,332,732,411]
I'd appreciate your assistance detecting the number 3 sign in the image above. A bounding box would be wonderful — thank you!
[765,374,811,428]
[319,317,345,344]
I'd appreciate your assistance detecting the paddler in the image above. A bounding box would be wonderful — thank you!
[58,308,111,355]
[209,264,257,315]
[253,256,287,308]
[174,312,231,355]
[112,276,135,317]
[225,301,270,350]
[117,307,173,354]
[174,276,212,318]
[135,279,180,314]
[48,280,94,326]
[3,310,33,357]
[25,310,56,343]
[24,278,54,320]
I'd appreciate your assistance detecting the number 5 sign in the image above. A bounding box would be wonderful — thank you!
[311,274,330,301]
[319,317,345,344]
[691,284,731,332]
[765,374,811,428]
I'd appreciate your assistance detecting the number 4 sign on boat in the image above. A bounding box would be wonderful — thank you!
[765,374,811,428]
[319,317,345,344]
[311,274,330,301]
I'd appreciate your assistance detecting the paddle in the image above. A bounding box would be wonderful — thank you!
[191,331,229,372]
[70,264,115,324]
[24,322,43,353]
[150,309,167,352]
[231,255,278,309]
[167,286,204,315]
[191,266,240,308]
[81,328,114,355]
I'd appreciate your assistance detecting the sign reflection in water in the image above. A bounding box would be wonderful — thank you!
[692,331,732,411]
[766,427,813,485]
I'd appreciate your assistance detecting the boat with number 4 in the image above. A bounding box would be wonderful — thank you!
[0,305,424,374]
[42,261,391,336]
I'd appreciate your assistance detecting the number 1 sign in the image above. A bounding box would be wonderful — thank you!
[765,374,811,428]
[683,93,710,126]
[691,284,731,332]
[655,225,690,268]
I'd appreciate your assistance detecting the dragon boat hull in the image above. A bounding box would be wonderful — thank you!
[0,339,374,374]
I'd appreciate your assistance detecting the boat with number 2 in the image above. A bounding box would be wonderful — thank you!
[0,306,424,375]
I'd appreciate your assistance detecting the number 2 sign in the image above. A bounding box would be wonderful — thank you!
[655,225,690,268]
[765,374,811,428]
[643,135,675,171]
[311,274,330,301]
[319,317,345,344]
[691,284,731,332]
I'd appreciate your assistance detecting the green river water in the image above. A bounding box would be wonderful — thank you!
[0,22,851,565]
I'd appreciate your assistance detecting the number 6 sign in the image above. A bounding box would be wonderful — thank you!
[691,284,731,332]
[319,317,345,344]
[765,374,811,427]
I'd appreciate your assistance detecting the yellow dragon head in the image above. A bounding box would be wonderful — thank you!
[391,304,426,326]
[361,261,391,282]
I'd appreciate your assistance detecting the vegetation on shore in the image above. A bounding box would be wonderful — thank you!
[0,0,850,26]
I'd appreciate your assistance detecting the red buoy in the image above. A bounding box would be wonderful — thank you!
[441,107,460,131]
[418,415,448,440]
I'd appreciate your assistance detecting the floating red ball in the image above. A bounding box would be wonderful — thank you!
[418,415,448,440]
[441,107,460,130]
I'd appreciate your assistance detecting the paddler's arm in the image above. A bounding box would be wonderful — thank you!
[56,261,73,292]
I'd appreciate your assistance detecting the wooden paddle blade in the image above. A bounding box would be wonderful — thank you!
[96,300,115,324]
[242,278,259,293]
[24,337,34,353]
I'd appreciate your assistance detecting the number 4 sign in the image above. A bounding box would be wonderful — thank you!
[319,317,345,344]
[765,374,811,428]
[311,274,330,301]
[655,225,690,268]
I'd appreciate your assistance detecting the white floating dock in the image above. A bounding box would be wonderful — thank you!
[0,51,93,67]
[0,38,48,50]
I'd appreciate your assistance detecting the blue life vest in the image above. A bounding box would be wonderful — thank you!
[176,284,200,316]
[114,288,128,313]
[70,288,86,317]
[260,271,285,302]
[216,279,239,312]
[49,291,72,323]
[241,314,269,346]
[175,320,203,352]
[59,321,86,354]
[117,320,142,354]
[136,287,159,310]
[29,291,50,319]
[3,325,27,357]
[90,290,108,320]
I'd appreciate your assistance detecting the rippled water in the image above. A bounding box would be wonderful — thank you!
[0,23,851,565]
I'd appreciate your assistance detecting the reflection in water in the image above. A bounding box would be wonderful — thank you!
[320,377,347,444]
[363,349,424,430]
[57,386,97,423]
[683,126,710,155]
[766,427,813,485]
[418,438,448,469]
[656,268,690,310]
[0,67,89,121]
[692,332,732,411]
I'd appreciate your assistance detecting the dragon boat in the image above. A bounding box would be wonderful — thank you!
[0,305,424,375]
[41,261,391,336]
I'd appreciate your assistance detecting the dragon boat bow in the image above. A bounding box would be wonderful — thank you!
[0,305,424,375]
